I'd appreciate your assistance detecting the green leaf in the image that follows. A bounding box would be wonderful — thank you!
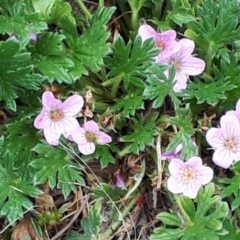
[143,63,172,108]
[105,36,159,90]
[166,108,196,160]
[190,0,240,45]
[31,143,85,198]
[0,164,42,223]
[0,1,47,40]
[151,184,229,240]
[0,38,45,111]
[180,78,236,106]
[112,94,144,117]
[92,183,127,202]
[62,7,116,79]
[220,218,240,240]
[120,115,158,154]
[157,211,182,227]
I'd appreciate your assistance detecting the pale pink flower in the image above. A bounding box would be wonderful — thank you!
[34,91,84,146]
[115,173,126,189]
[226,99,240,121]
[138,24,180,62]
[71,120,112,155]
[206,114,240,169]
[162,139,198,160]
[162,38,205,92]
[167,157,213,199]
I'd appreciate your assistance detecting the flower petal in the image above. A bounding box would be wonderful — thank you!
[206,128,223,148]
[168,158,184,175]
[178,38,195,54]
[43,124,62,146]
[78,141,96,155]
[213,147,233,169]
[181,57,205,76]
[97,131,112,144]
[61,117,80,138]
[197,166,213,185]
[138,24,156,42]
[167,176,186,194]
[42,91,62,111]
[220,114,240,139]
[186,156,202,168]
[71,127,87,144]
[161,152,177,160]
[83,120,99,133]
[34,108,48,129]
[183,181,201,199]
[62,95,84,117]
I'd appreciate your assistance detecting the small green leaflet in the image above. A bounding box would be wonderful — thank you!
[180,79,236,106]
[120,115,158,155]
[166,108,196,160]
[0,1,47,40]
[190,0,240,45]
[112,94,144,118]
[0,38,45,111]
[151,184,229,240]
[30,143,85,199]
[60,7,116,79]
[143,63,172,108]
[105,36,159,89]
[0,164,43,223]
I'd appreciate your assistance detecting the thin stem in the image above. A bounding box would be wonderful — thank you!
[110,74,123,98]
[76,0,92,20]
[205,42,213,74]
[174,194,193,226]
[99,0,104,7]
[98,190,143,240]
[153,0,164,19]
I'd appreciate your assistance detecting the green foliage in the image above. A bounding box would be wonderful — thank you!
[0,163,42,223]
[143,63,175,108]
[181,78,236,106]
[112,93,144,117]
[30,143,85,199]
[219,174,240,211]
[65,203,102,240]
[0,38,45,111]
[120,114,158,155]
[92,183,127,201]
[220,218,240,240]
[104,36,159,90]
[166,108,197,160]
[190,0,240,45]
[151,183,229,240]
[59,7,116,79]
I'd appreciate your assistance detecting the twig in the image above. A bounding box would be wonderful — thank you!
[50,194,90,240]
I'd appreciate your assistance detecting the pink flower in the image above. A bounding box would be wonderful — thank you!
[115,173,126,189]
[138,24,180,62]
[167,157,213,199]
[162,38,205,92]
[226,99,240,121]
[34,91,84,146]
[206,114,240,169]
[71,120,112,155]
[162,139,198,160]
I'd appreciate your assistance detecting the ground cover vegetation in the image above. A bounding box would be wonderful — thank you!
[1,0,240,239]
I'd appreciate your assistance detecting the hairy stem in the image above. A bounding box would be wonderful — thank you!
[76,0,92,20]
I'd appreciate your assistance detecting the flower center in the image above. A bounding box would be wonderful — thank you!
[50,109,64,122]
[85,131,97,143]
[171,58,181,71]
[224,138,237,153]
[182,167,196,183]
[155,40,165,50]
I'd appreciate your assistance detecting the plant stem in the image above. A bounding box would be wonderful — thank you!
[99,0,104,7]
[110,74,123,98]
[174,194,193,226]
[153,0,164,19]
[76,0,92,20]
[205,42,213,74]
[97,190,143,240]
